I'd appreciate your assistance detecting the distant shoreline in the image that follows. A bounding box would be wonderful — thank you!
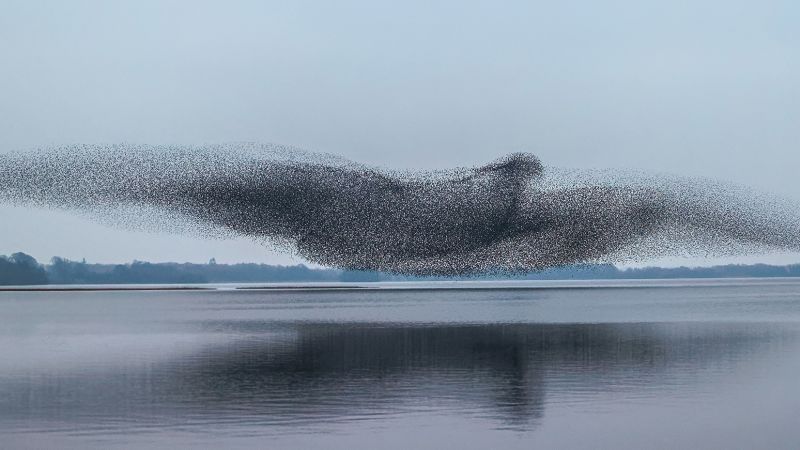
[6,252,800,287]
[0,286,212,292]
[5,277,800,292]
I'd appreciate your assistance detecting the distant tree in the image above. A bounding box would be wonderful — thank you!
[48,256,93,284]
[0,252,48,285]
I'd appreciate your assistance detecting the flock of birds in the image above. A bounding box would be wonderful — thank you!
[1,143,799,275]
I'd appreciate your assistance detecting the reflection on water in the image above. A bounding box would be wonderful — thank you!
[172,322,784,428]
[2,281,800,449]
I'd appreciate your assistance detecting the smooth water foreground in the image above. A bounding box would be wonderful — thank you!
[2,279,800,449]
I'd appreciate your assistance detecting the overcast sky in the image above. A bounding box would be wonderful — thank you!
[1,0,799,266]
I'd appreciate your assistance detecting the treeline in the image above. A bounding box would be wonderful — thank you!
[46,256,345,285]
[0,253,48,285]
[4,252,800,285]
[1,253,345,285]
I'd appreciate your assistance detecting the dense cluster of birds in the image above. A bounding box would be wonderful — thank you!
[1,143,799,275]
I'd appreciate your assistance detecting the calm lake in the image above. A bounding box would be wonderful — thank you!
[2,279,800,449]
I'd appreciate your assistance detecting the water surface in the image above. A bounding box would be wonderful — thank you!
[2,279,800,449]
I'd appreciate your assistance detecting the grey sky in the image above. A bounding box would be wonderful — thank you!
[1,0,799,265]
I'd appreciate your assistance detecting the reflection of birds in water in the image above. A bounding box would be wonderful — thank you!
[144,322,793,430]
[2,143,800,274]
[0,320,792,431]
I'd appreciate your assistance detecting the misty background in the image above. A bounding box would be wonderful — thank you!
[1,0,799,266]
